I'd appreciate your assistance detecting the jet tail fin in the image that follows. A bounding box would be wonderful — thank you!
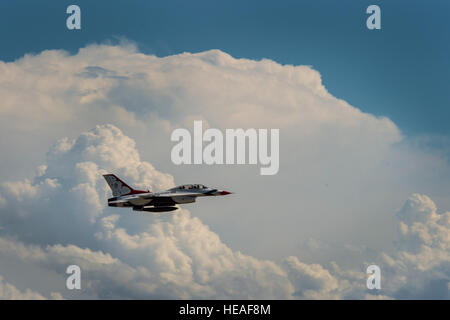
[103,174,148,197]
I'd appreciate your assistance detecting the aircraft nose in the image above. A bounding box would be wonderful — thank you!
[219,190,232,195]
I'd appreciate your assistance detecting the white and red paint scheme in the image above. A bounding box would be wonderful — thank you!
[103,174,231,212]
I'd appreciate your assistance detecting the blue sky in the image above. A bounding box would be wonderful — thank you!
[0,0,448,136]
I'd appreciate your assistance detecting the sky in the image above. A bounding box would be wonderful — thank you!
[0,0,449,136]
[0,1,448,300]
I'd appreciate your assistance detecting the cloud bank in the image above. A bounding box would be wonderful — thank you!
[0,125,448,299]
[2,43,449,262]
[0,44,448,298]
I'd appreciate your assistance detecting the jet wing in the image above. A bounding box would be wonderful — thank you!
[138,192,200,199]
[167,193,200,198]
[108,198,133,205]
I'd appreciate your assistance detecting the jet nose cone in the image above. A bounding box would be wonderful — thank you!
[219,190,232,195]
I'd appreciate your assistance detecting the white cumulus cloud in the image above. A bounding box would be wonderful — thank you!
[0,125,448,299]
[0,44,449,299]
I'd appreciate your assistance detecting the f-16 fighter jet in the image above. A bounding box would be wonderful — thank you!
[103,174,231,212]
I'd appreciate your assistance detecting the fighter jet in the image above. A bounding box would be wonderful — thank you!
[103,174,231,212]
